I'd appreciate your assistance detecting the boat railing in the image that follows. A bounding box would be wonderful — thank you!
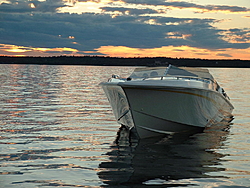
[136,75,213,84]
[138,75,229,100]
[164,75,211,84]
[129,75,224,92]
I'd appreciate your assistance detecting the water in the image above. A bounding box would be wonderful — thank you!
[0,64,249,188]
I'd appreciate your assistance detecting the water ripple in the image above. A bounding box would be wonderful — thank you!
[0,65,250,187]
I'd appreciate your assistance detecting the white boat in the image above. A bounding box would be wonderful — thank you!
[100,65,234,139]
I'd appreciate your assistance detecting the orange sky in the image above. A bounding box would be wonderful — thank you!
[1,44,249,60]
[97,46,250,60]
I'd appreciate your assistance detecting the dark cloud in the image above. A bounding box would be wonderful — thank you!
[100,7,159,15]
[0,0,66,13]
[217,53,233,57]
[228,28,250,43]
[44,50,71,54]
[78,0,101,2]
[1,11,249,51]
[117,0,250,13]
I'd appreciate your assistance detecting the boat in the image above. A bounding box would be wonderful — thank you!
[100,65,234,139]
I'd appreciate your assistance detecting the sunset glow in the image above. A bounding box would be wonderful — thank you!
[97,45,250,60]
[0,44,79,56]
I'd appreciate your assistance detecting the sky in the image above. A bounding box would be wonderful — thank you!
[0,0,249,59]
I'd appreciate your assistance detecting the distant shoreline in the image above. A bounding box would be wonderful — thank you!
[0,56,250,68]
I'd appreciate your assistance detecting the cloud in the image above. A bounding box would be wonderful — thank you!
[228,28,250,42]
[0,11,249,53]
[220,28,250,44]
[100,7,159,15]
[117,0,250,13]
[0,0,68,13]
[2,0,249,15]
[216,53,233,58]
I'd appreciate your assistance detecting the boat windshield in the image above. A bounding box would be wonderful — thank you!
[128,65,214,81]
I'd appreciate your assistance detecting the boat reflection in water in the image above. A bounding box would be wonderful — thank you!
[98,122,232,187]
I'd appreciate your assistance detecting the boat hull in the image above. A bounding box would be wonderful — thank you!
[121,85,233,138]
[131,110,204,138]
[101,84,134,129]
[101,80,233,139]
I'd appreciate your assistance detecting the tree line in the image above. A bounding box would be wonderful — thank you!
[0,55,249,67]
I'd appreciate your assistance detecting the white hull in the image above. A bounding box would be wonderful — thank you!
[101,84,134,129]
[100,66,234,139]
[130,111,204,138]
[122,85,233,138]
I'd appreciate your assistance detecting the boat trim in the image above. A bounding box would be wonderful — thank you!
[117,109,130,121]
[137,125,175,135]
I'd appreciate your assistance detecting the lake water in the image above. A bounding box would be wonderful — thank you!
[0,64,249,188]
